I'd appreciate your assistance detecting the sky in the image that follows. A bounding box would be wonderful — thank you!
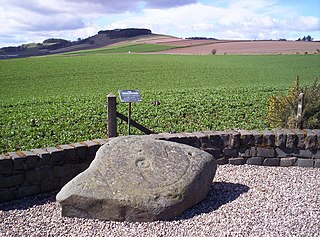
[0,0,319,47]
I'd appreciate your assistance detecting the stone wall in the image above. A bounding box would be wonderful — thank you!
[1,129,319,203]
[0,139,108,203]
[150,129,320,168]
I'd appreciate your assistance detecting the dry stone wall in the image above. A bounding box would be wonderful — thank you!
[151,129,320,168]
[0,139,108,203]
[0,129,319,203]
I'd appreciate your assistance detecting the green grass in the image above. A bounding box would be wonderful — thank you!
[63,43,177,55]
[0,54,319,153]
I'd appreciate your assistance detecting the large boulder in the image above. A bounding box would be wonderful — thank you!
[56,136,217,222]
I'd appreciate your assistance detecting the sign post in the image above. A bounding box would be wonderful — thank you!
[119,90,142,135]
[128,102,132,135]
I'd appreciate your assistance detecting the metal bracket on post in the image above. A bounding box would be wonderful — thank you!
[128,102,132,135]
[107,93,117,137]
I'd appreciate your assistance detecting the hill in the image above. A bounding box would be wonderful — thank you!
[1,28,320,58]
[0,28,153,59]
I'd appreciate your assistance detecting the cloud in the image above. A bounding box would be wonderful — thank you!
[45,0,198,13]
[285,16,320,31]
[229,0,278,11]
[9,12,85,32]
[144,0,197,8]
[0,0,198,42]
[106,1,320,40]
[62,0,140,13]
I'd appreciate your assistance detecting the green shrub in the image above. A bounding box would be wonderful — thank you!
[268,77,320,129]
[301,79,320,128]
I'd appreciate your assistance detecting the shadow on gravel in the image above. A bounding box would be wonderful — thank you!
[0,182,249,220]
[172,182,250,221]
[0,191,58,211]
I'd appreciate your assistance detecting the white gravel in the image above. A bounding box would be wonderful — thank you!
[0,165,319,237]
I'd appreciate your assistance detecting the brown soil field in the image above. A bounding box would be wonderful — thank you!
[134,35,182,44]
[164,40,320,55]
[98,35,182,48]
[137,36,320,55]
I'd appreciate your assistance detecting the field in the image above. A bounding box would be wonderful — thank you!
[63,43,177,55]
[139,36,320,55]
[1,53,319,153]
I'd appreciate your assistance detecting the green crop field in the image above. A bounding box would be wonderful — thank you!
[63,43,177,55]
[0,53,319,153]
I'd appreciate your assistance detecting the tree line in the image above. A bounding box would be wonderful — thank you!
[297,35,313,41]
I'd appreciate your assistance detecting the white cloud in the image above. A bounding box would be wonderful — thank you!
[107,1,320,40]
[192,23,215,32]
[285,16,320,31]
[229,0,277,11]
[0,0,198,46]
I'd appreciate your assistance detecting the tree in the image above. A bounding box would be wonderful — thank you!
[306,35,313,41]
[301,35,313,42]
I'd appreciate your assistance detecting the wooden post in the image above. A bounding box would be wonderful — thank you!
[297,93,304,129]
[107,93,117,137]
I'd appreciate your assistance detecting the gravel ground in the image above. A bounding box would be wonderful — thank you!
[0,165,319,237]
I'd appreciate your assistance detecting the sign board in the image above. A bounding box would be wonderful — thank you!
[119,90,142,103]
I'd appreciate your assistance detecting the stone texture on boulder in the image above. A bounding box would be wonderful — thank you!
[56,136,217,222]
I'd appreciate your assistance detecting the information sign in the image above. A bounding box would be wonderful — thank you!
[119,90,142,103]
[118,90,142,135]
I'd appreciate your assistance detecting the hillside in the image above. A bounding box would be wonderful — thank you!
[0,28,153,59]
[1,28,320,58]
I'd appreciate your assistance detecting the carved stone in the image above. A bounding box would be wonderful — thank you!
[56,136,217,222]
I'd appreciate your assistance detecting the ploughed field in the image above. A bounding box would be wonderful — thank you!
[0,54,319,153]
[63,35,320,56]
[161,40,320,55]
[139,36,320,55]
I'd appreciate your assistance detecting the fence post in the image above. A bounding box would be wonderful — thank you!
[296,93,304,129]
[107,93,117,137]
